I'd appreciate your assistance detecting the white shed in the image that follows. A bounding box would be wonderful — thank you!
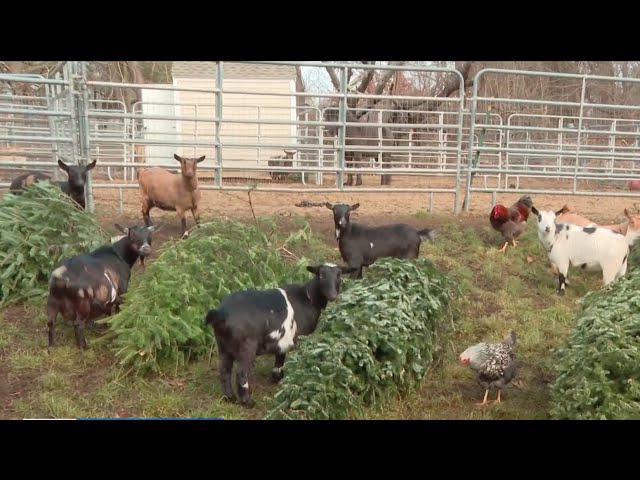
[170,61,297,177]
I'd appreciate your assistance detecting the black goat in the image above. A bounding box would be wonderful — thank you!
[204,263,356,408]
[325,202,436,279]
[47,224,155,350]
[267,149,296,182]
[9,159,97,209]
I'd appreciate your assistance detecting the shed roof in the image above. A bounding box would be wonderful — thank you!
[171,62,296,80]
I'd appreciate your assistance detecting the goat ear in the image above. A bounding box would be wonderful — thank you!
[531,206,539,216]
[351,203,360,211]
[197,156,206,163]
[340,266,358,274]
[624,208,632,219]
[174,154,182,162]
[57,159,69,172]
[86,159,97,170]
[324,202,334,210]
[306,265,320,275]
[114,223,129,235]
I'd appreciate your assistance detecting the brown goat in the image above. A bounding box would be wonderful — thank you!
[554,203,639,235]
[138,154,205,237]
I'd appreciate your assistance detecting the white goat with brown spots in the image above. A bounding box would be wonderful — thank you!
[137,154,205,238]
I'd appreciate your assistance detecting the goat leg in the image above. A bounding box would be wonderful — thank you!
[47,300,58,348]
[236,341,257,408]
[191,206,201,226]
[271,353,286,383]
[557,273,567,296]
[218,352,237,403]
[73,314,87,350]
[141,199,153,227]
[73,299,91,350]
[344,173,353,187]
[176,208,189,239]
[348,261,364,280]
[180,218,188,238]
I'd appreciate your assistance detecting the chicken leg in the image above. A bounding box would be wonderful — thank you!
[476,389,490,406]
[489,390,502,404]
[499,239,519,253]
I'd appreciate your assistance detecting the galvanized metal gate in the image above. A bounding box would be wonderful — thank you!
[463,68,640,212]
[3,62,640,216]
[0,62,95,208]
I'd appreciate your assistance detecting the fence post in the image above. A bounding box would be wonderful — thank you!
[573,77,587,194]
[463,73,480,213]
[78,62,94,213]
[336,67,348,190]
[215,62,224,188]
[63,62,79,167]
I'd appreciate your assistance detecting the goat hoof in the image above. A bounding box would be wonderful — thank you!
[221,395,237,404]
[557,289,565,296]
[271,371,284,383]
[241,398,256,409]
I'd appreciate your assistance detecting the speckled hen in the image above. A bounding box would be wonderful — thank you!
[459,330,518,406]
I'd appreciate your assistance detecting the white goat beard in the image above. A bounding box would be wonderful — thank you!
[335,228,340,240]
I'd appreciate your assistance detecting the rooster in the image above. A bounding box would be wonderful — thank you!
[489,195,534,253]
[459,330,518,406]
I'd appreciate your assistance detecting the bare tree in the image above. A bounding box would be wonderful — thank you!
[320,61,474,186]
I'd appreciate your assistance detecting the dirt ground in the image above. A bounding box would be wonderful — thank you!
[91,172,640,230]
[1,170,638,419]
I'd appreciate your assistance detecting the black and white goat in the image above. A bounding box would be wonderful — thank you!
[47,224,155,349]
[532,206,640,295]
[325,202,436,279]
[204,263,357,408]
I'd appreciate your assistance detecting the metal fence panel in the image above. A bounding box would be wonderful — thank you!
[0,61,466,212]
[463,68,640,212]
[0,70,77,185]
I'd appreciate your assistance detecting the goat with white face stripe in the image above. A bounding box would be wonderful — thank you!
[204,263,357,408]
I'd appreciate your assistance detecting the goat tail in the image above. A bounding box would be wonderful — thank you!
[418,228,436,241]
[204,308,225,328]
[49,265,87,297]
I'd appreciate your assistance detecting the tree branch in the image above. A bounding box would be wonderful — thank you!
[402,61,474,123]
[324,65,342,92]
[373,61,405,96]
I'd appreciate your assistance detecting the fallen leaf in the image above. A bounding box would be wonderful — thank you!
[526,256,534,264]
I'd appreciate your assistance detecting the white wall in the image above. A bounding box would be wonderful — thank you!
[139,86,178,167]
